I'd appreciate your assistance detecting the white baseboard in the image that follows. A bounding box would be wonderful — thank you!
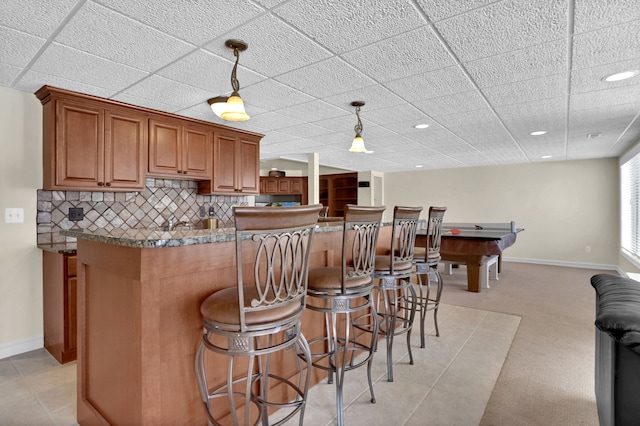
[504,257,624,275]
[0,335,43,360]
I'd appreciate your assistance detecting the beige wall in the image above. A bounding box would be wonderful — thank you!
[384,159,620,268]
[0,87,43,356]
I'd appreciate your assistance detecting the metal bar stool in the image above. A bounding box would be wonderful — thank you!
[303,205,385,426]
[195,204,323,426]
[412,206,447,347]
[369,206,423,382]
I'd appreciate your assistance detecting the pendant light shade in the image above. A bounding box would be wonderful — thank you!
[208,40,250,122]
[349,101,367,153]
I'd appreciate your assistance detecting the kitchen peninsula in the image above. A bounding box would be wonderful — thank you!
[63,222,392,425]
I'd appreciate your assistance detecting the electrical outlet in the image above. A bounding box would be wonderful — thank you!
[69,207,84,221]
[4,208,24,224]
[208,206,215,216]
[585,245,591,253]
[199,206,206,217]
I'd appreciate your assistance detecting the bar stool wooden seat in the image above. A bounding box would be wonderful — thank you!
[195,204,322,426]
[367,206,423,382]
[412,206,447,347]
[303,205,385,426]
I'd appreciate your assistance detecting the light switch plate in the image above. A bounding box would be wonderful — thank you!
[5,208,24,224]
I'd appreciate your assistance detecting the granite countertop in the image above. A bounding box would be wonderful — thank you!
[38,242,78,254]
[59,221,346,249]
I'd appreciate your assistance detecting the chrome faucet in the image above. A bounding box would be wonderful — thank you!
[165,218,191,231]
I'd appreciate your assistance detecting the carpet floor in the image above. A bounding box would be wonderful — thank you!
[439,261,604,426]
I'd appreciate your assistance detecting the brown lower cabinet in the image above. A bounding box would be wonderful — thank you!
[42,252,77,364]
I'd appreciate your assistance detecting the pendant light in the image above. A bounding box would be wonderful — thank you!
[207,39,250,122]
[349,101,367,153]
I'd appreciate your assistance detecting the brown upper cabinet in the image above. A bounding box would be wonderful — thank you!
[36,86,263,193]
[148,118,212,179]
[199,130,260,195]
[37,88,147,191]
[260,177,304,194]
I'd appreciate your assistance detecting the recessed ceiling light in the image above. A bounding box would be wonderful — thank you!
[415,165,423,168]
[541,155,552,159]
[365,150,374,154]
[530,131,547,136]
[587,132,602,139]
[603,70,640,82]
[414,124,429,129]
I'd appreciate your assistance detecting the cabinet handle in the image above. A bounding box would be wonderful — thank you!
[106,182,112,187]
[178,170,182,174]
[98,182,104,186]
[183,171,187,174]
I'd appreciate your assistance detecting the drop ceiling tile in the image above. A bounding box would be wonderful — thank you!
[274,100,346,123]
[435,108,500,127]
[277,123,333,138]
[322,85,406,112]
[383,120,444,136]
[448,123,514,142]
[574,0,640,34]
[158,49,266,94]
[312,114,376,133]
[236,111,306,132]
[205,15,332,77]
[430,143,478,155]
[415,90,488,116]
[0,26,45,67]
[111,93,181,114]
[253,0,289,8]
[362,104,431,126]
[29,43,149,91]
[494,97,566,120]
[260,131,301,144]
[55,2,194,72]
[570,85,640,111]
[273,0,426,54]
[415,0,497,22]
[569,103,640,129]
[118,75,210,110]
[275,57,376,98]
[465,39,567,88]
[341,25,455,82]
[573,20,640,70]
[95,0,263,46]
[571,59,640,94]
[239,79,314,110]
[483,73,567,107]
[501,114,566,138]
[435,0,567,62]
[385,65,475,102]
[1,0,79,37]
[0,64,21,87]
[15,69,116,98]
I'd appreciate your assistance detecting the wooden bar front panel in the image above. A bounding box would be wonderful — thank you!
[75,227,389,425]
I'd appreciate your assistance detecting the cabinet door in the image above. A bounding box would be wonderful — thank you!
[183,124,212,178]
[148,119,182,176]
[277,179,291,194]
[212,132,238,193]
[263,177,278,193]
[104,109,146,190]
[66,276,77,353]
[238,136,260,194]
[55,99,104,188]
[289,178,304,194]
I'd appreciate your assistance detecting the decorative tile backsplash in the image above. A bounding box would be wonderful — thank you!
[37,178,250,244]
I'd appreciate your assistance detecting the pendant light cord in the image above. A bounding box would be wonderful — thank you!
[230,48,241,93]
[354,105,363,137]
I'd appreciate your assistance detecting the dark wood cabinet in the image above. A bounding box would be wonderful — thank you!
[148,118,212,179]
[319,173,358,217]
[39,93,146,191]
[37,86,262,193]
[43,252,77,364]
[260,177,304,194]
[199,130,261,195]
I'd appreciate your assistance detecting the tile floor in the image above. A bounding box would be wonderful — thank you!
[0,304,519,426]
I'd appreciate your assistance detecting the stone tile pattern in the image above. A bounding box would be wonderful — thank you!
[36,178,249,245]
